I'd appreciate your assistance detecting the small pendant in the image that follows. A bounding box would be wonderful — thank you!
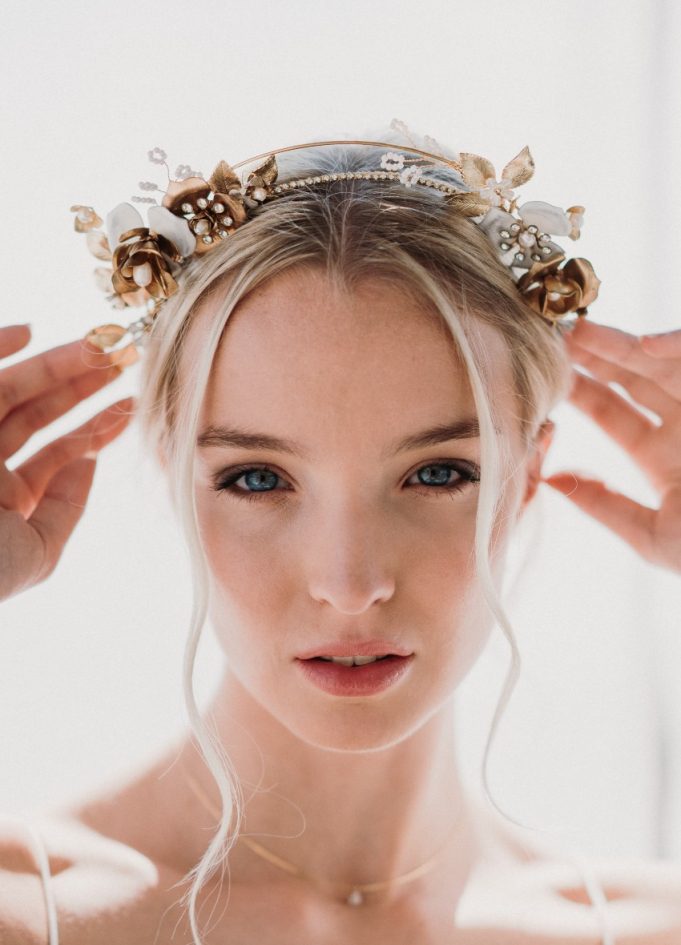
[347,889,364,907]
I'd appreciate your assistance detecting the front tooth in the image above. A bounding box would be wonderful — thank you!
[353,655,379,665]
[331,656,355,666]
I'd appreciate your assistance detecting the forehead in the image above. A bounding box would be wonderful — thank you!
[190,269,515,449]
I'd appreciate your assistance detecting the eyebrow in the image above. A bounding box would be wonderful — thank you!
[197,417,480,460]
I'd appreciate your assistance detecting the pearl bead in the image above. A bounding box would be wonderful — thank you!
[197,197,208,209]
[181,202,193,213]
[194,219,211,235]
[347,890,364,906]
[518,231,536,248]
[251,186,267,201]
[213,202,225,213]
[132,262,153,287]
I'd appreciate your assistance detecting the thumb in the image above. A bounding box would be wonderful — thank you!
[27,457,98,580]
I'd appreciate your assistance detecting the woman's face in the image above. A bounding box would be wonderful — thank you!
[190,269,545,752]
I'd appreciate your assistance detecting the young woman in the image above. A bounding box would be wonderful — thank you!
[2,135,681,944]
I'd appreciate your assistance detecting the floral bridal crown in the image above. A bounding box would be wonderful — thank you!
[72,120,600,365]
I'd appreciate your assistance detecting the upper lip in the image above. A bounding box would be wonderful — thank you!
[297,640,413,659]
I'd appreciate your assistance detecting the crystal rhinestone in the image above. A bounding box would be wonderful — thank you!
[213,202,225,214]
[499,230,511,239]
[181,202,193,213]
[542,245,552,254]
[532,253,541,261]
[331,174,339,181]
[221,216,233,226]
[322,175,330,182]
[347,890,364,907]
[515,252,525,261]
[77,208,94,223]
[202,235,213,244]
[426,179,434,187]
[527,225,538,234]
[197,197,208,209]
[500,242,511,251]
[510,223,521,233]
[281,184,290,191]
[539,233,550,242]
[217,229,228,238]
[273,186,282,193]
[347,172,355,179]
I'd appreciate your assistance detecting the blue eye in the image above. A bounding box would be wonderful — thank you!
[213,460,479,501]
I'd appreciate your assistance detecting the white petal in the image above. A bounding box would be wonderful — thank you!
[106,203,144,254]
[147,205,196,257]
[518,201,570,236]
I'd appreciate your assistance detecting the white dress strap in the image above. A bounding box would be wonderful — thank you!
[21,821,60,945]
[565,848,615,945]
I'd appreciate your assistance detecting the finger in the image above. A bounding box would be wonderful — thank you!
[0,325,32,359]
[640,329,681,358]
[0,336,118,422]
[565,343,679,423]
[543,473,656,561]
[11,398,135,514]
[0,361,123,461]
[27,457,98,582]
[567,320,681,402]
[567,370,657,466]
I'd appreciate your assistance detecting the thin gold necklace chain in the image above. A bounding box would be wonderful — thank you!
[183,768,464,905]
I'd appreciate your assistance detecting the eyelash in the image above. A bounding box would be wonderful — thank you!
[212,460,480,503]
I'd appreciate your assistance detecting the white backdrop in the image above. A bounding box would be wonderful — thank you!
[1,0,680,862]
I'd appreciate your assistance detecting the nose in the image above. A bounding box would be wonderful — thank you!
[306,498,396,614]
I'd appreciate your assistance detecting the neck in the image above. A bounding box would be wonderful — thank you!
[175,668,483,904]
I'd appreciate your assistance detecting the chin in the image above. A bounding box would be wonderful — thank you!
[276,695,446,753]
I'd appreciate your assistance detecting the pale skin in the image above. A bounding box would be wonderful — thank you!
[2,271,681,944]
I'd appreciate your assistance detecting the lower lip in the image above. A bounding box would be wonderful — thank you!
[296,655,414,696]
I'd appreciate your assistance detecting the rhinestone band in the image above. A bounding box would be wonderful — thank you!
[270,171,462,197]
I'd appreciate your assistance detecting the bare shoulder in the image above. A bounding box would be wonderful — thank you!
[0,812,180,945]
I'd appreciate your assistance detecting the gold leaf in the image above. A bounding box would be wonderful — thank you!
[501,146,535,189]
[459,153,496,191]
[250,154,278,187]
[446,192,492,217]
[209,160,241,194]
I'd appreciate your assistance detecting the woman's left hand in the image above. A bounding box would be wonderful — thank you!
[544,319,681,575]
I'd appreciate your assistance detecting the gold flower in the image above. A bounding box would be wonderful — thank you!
[70,205,103,233]
[111,228,181,304]
[243,154,279,204]
[162,160,248,255]
[518,257,601,323]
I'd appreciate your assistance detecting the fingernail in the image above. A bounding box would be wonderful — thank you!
[642,330,673,339]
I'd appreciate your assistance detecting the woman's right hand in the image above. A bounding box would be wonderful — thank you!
[0,324,135,603]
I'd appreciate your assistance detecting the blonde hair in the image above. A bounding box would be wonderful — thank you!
[137,140,571,941]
